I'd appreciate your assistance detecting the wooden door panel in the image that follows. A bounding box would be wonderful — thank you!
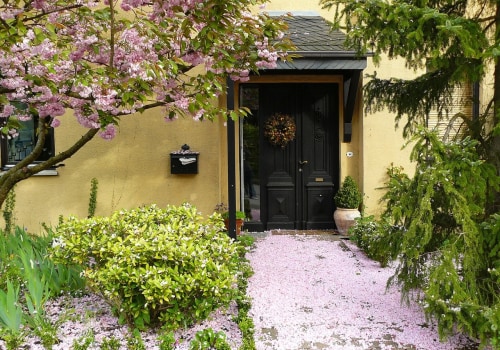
[266,186,295,229]
[259,83,338,230]
[301,84,337,229]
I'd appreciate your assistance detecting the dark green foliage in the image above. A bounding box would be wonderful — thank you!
[355,129,500,347]
[0,227,86,349]
[423,214,500,347]
[334,176,362,209]
[320,0,500,344]
[2,187,16,234]
[320,0,490,137]
[234,235,256,350]
[349,216,402,267]
[0,227,85,296]
[50,204,240,330]
[190,328,231,350]
[87,177,99,218]
[215,203,246,220]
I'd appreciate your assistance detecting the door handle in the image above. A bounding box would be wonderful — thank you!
[298,160,308,172]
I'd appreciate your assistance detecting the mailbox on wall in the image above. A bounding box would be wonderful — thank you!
[170,144,199,174]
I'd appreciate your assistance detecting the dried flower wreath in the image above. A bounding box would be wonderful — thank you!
[264,113,296,149]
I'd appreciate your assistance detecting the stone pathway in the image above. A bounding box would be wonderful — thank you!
[245,232,480,350]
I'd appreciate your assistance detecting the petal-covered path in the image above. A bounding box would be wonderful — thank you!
[246,233,479,350]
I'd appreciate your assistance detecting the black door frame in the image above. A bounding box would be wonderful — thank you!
[236,75,345,231]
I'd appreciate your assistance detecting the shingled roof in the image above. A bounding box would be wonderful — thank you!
[272,14,367,70]
[286,16,351,56]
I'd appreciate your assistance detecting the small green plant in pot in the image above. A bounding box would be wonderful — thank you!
[215,203,246,235]
[334,176,362,235]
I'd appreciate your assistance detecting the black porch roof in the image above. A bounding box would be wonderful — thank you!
[286,16,353,56]
[275,14,367,70]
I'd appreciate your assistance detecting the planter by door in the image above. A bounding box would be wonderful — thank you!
[224,219,244,235]
[333,208,361,235]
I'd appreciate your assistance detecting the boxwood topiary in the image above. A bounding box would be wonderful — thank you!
[50,203,239,330]
[334,175,362,209]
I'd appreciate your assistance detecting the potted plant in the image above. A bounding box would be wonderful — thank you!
[333,176,362,235]
[214,203,246,235]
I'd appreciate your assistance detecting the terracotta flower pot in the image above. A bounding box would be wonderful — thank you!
[333,208,361,235]
[224,218,244,235]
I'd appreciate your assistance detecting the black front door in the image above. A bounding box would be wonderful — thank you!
[242,83,339,230]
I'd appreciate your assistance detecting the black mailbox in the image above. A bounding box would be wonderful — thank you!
[170,145,199,174]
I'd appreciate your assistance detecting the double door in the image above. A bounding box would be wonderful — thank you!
[257,83,339,230]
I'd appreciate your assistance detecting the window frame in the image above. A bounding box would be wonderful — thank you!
[1,115,56,173]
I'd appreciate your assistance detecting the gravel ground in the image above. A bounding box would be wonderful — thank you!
[0,232,482,350]
[3,293,241,350]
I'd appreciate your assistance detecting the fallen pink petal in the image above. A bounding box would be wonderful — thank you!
[247,234,479,350]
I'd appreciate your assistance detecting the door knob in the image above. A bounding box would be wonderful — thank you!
[298,160,308,165]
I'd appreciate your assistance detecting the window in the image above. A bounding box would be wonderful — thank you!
[239,85,261,230]
[1,113,55,171]
[426,83,473,142]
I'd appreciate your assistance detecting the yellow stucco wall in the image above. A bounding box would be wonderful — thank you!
[11,108,230,232]
[359,58,420,215]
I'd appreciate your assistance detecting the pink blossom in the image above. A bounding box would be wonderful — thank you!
[76,85,93,98]
[0,0,290,151]
[121,0,145,10]
[32,39,57,59]
[16,114,32,122]
[1,77,27,90]
[8,129,19,138]
[0,104,15,118]
[50,118,61,128]
[76,112,100,129]
[0,9,22,20]
[32,0,47,10]
[38,102,65,118]
[193,109,205,121]
[99,124,117,140]
[175,98,190,110]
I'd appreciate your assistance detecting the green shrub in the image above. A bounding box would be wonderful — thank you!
[334,176,362,209]
[190,328,230,350]
[377,129,500,347]
[50,203,240,330]
[348,215,402,267]
[2,187,16,234]
[423,213,500,347]
[0,226,85,297]
[87,178,99,218]
[0,226,85,349]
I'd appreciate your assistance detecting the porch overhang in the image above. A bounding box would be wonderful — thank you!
[224,14,369,234]
[267,14,369,142]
